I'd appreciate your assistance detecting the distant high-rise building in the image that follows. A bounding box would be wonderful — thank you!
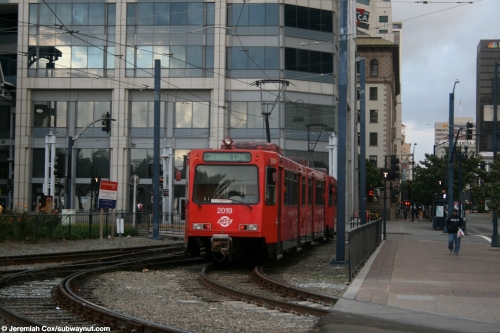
[476,40,500,154]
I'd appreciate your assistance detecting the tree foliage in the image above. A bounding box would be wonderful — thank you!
[412,150,483,206]
[471,157,500,211]
[359,157,383,191]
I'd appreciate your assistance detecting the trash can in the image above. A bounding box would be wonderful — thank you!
[61,209,75,225]
[433,200,446,230]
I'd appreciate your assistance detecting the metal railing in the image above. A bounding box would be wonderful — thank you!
[0,210,185,242]
[348,218,382,281]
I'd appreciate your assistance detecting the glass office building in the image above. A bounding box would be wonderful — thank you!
[1,1,341,211]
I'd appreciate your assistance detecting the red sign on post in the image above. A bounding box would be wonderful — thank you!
[98,180,118,209]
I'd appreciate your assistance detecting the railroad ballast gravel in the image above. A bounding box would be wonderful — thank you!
[0,236,349,333]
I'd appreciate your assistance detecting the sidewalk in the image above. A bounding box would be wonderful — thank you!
[319,216,500,333]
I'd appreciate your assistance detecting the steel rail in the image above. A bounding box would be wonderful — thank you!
[0,243,184,266]
[58,257,202,333]
[200,264,330,317]
[250,266,339,306]
[0,251,201,332]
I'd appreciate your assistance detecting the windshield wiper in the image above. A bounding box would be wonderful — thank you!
[228,198,253,210]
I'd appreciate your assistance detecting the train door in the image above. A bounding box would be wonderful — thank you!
[307,177,313,244]
[276,166,283,259]
[297,175,305,250]
[179,198,186,223]
[311,178,316,244]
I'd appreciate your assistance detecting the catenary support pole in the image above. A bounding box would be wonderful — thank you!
[447,81,459,230]
[332,0,347,264]
[151,60,162,240]
[359,58,366,225]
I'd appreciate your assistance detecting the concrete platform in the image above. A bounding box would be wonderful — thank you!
[318,214,500,333]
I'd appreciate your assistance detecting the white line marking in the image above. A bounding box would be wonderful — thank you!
[477,235,491,242]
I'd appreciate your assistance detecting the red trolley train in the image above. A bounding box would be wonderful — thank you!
[185,137,336,261]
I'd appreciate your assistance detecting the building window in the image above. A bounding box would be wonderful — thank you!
[284,5,333,33]
[356,0,370,5]
[284,102,333,141]
[124,2,215,77]
[228,3,279,26]
[77,102,111,130]
[378,29,388,34]
[75,148,110,178]
[28,3,116,77]
[127,2,210,26]
[379,16,388,23]
[228,47,279,70]
[370,59,378,77]
[231,102,278,129]
[33,101,67,128]
[370,109,378,123]
[285,48,333,74]
[369,87,378,100]
[358,22,369,30]
[369,155,377,167]
[369,132,378,146]
[130,101,165,128]
[175,102,210,128]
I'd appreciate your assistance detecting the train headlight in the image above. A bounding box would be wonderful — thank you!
[193,223,211,230]
[239,224,258,231]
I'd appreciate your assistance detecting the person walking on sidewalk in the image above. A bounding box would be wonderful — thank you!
[446,208,464,255]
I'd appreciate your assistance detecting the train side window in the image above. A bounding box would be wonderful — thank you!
[265,167,276,205]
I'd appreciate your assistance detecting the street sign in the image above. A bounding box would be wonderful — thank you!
[98,180,118,209]
[162,189,169,197]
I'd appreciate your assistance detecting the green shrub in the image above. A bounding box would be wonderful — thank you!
[0,211,62,242]
[54,222,138,240]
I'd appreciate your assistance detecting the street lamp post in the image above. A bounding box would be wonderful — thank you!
[358,57,367,225]
[458,145,468,233]
[448,79,460,223]
[433,141,448,156]
[411,143,417,221]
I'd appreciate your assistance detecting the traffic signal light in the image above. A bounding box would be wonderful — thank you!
[102,112,111,133]
[148,163,164,178]
[465,122,473,140]
[91,176,101,190]
[389,155,400,180]
[53,153,65,178]
[137,186,145,195]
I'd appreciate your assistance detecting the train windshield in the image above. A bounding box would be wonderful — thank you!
[193,165,259,204]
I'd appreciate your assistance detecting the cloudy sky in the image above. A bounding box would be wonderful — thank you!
[392,0,499,164]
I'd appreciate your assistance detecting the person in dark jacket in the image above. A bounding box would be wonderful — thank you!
[446,208,464,255]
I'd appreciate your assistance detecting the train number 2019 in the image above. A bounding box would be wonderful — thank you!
[217,207,233,214]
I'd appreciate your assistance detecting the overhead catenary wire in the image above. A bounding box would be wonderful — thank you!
[2,0,477,128]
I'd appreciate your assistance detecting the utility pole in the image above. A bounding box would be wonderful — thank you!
[151,59,162,240]
[359,58,367,225]
[447,80,459,226]
[332,0,348,264]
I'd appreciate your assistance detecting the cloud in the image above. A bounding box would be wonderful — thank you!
[393,0,500,163]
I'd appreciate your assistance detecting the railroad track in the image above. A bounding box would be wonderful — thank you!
[200,263,339,317]
[0,243,185,266]
[0,247,203,332]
